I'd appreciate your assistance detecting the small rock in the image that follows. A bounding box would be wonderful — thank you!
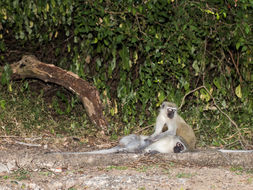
[0,163,9,173]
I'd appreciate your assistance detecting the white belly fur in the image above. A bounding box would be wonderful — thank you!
[144,136,176,153]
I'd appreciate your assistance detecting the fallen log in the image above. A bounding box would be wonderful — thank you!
[1,55,108,131]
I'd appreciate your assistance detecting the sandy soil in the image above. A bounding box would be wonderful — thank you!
[1,164,253,190]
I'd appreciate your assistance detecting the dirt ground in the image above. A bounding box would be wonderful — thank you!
[0,137,253,190]
[1,164,253,190]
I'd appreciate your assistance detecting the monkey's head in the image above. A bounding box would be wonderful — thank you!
[173,142,185,153]
[161,102,177,119]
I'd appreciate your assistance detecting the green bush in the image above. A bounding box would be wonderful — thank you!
[0,0,252,148]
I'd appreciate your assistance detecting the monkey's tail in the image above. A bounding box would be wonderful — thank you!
[47,146,120,155]
[218,149,253,153]
[79,146,120,154]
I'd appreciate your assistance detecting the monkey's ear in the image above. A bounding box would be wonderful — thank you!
[161,103,165,109]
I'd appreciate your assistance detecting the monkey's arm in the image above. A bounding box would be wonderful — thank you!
[147,130,176,142]
[150,115,166,138]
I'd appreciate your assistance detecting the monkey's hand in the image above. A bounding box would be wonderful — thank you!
[144,150,160,156]
[143,138,153,144]
[144,133,165,143]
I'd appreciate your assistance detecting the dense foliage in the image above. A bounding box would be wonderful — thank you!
[0,0,252,148]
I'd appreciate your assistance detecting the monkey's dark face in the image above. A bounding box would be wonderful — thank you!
[167,107,177,119]
[161,102,177,119]
[173,142,185,153]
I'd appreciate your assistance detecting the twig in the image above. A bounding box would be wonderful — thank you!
[0,136,43,141]
[135,15,148,37]
[25,137,42,142]
[104,10,127,15]
[135,123,154,134]
[15,141,42,147]
[179,85,247,148]
[228,49,243,83]
[178,86,204,110]
[0,136,20,138]
[202,86,246,148]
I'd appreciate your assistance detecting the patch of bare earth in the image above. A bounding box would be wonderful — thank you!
[1,165,252,190]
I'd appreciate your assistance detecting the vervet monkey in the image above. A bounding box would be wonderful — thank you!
[49,134,187,155]
[148,101,196,150]
[49,134,150,155]
[144,135,187,154]
[150,102,178,138]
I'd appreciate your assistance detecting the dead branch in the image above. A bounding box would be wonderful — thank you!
[2,55,108,131]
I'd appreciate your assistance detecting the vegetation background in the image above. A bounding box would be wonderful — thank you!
[0,0,252,149]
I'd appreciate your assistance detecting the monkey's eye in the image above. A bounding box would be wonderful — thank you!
[167,108,176,112]
[167,106,177,111]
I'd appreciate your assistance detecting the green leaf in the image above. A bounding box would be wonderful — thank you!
[236,42,241,50]
[20,31,25,39]
[157,91,166,106]
[213,77,221,89]
[92,37,98,44]
[0,100,6,109]
[96,58,102,71]
[104,39,109,46]
[119,46,130,71]
[147,79,152,87]
[245,24,250,34]
[200,89,210,102]
[192,60,200,75]
[1,65,12,86]
[111,48,116,72]
[235,85,242,99]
